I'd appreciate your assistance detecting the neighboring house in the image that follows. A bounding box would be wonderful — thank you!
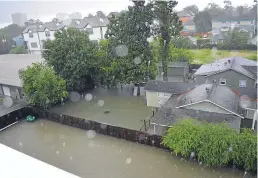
[144,80,195,107]
[212,15,256,44]
[0,54,43,100]
[177,11,193,24]
[194,57,257,89]
[12,35,25,47]
[22,16,108,54]
[182,20,196,33]
[156,62,190,82]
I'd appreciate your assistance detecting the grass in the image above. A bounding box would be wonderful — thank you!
[191,49,257,64]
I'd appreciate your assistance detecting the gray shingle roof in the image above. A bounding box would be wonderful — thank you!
[38,21,65,31]
[144,80,196,94]
[0,54,43,87]
[177,11,192,17]
[176,84,243,117]
[195,57,256,79]
[82,16,107,27]
[22,24,41,33]
[242,66,257,75]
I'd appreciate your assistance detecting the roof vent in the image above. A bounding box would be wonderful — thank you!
[228,60,231,63]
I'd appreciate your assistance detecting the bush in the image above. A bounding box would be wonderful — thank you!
[247,53,257,61]
[169,45,195,63]
[162,119,257,172]
[9,46,26,54]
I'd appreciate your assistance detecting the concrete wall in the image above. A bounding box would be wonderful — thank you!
[146,91,171,107]
[184,101,231,114]
[195,69,255,88]
[0,84,22,100]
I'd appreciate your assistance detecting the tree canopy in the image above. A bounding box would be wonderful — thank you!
[194,11,212,33]
[43,28,97,91]
[183,5,199,15]
[20,62,68,109]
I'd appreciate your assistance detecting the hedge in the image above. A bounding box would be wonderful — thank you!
[162,119,257,172]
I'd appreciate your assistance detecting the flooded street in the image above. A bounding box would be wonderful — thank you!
[0,119,245,178]
[51,87,153,130]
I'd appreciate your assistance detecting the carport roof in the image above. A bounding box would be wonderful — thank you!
[0,54,43,87]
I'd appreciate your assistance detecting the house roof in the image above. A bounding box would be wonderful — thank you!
[158,61,189,67]
[22,24,41,33]
[183,20,195,26]
[151,96,241,135]
[0,54,43,87]
[82,16,107,27]
[176,84,243,117]
[177,11,192,17]
[195,57,256,79]
[212,14,255,22]
[38,21,65,31]
[242,66,257,76]
[144,80,196,94]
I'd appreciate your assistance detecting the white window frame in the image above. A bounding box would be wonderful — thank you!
[239,80,247,87]
[45,31,50,37]
[219,78,226,85]
[29,32,33,38]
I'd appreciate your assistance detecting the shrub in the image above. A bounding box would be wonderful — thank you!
[9,46,27,54]
[162,119,257,172]
[247,53,257,61]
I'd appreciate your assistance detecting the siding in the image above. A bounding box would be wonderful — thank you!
[195,69,255,88]
[89,27,101,41]
[184,101,231,114]
[23,32,41,52]
[146,91,171,107]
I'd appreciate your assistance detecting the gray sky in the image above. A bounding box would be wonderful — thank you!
[0,0,256,28]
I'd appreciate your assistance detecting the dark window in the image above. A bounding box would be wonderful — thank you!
[85,28,93,34]
[41,40,46,47]
[31,42,38,48]
[219,78,226,85]
[29,32,33,38]
[45,31,50,37]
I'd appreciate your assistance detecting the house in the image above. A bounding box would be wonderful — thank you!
[12,35,25,47]
[177,11,193,24]
[156,62,190,82]
[148,83,257,135]
[182,20,196,33]
[212,15,256,43]
[144,80,195,107]
[0,54,43,100]
[194,57,257,89]
[22,16,108,54]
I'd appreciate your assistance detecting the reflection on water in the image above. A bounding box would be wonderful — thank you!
[0,119,246,178]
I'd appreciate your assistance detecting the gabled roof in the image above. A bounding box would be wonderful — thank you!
[144,80,196,94]
[22,24,41,33]
[177,11,192,17]
[176,84,243,118]
[38,21,65,31]
[195,57,256,79]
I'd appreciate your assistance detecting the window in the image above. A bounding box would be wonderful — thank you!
[85,28,93,34]
[219,78,226,85]
[29,32,33,38]
[45,31,50,37]
[239,80,247,87]
[31,42,38,48]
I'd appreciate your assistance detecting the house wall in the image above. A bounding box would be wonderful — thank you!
[23,32,41,53]
[195,69,255,88]
[38,29,56,47]
[183,101,231,114]
[89,27,101,41]
[146,91,171,107]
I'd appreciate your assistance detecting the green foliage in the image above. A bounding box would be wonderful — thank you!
[152,0,183,80]
[105,1,156,84]
[0,24,24,54]
[194,11,212,33]
[43,28,97,91]
[217,29,250,50]
[171,36,196,49]
[247,53,257,61]
[162,119,257,172]
[9,46,26,54]
[169,45,194,63]
[196,39,211,48]
[20,63,68,109]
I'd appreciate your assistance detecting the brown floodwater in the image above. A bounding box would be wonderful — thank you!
[0,119,247,178]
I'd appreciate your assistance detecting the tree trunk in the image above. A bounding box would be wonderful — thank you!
[163,40,170,81]
[160,39,167,81]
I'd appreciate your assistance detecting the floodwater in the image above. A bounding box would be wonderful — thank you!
[0,119,246,178]
[51,87,153,130]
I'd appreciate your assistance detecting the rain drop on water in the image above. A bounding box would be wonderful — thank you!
[85,93,93,101]
[69,156,73,160]
[56,151,59,155]
[97,100,104,107]
[3,97,13,108]
[70,92,81,102]
[86,130,96,139]
[125,157,132,165]
[63,142,66,147]
[133,57,141,65]
[115,44,128,57]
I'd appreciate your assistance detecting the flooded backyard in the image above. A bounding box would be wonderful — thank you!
[51,87,153,130]
[0,119,247,178]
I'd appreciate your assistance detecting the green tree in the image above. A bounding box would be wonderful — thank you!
[152,0,183,81]
[171,36,196,49]
[105,1,156,84]
[182,5,199,15]
[194,10,212,33]
[20,63,68,109]
[42,28,97,91]
[204,3,224,18]
[10,46,27,54]
[169,45,194,63]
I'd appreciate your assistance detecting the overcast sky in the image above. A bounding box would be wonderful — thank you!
[0,0,256,28]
